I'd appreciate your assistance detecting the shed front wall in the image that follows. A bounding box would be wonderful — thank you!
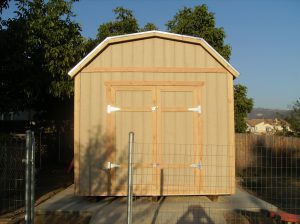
[86,37,222,68]
[74,37,235,196]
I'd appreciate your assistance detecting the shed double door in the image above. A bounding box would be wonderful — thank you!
[106,84,202,195]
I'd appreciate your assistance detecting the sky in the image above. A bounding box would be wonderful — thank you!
[2,0,300,109]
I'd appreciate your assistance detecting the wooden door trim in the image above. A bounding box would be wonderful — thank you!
[110,85,155,91]
[161,107,199,112]
[105,81,204,87]
[83,67,226,74]
[158,86,202,194]
[106,83,204,195]
[106,83,116,192]
[106,85,157,195]
[116,107,153,112]
[195,87,203,192]
[156,88,162,195]
[74,75,80,194]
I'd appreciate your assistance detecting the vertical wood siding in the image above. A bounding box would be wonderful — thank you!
[76,37,234,196]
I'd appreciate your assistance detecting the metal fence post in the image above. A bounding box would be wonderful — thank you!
[25,130,35,224]
[25,130,31,224]
[127,132,134,224]
[30,131,35,224]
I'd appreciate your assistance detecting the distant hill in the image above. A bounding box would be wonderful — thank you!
[247,108,291,119]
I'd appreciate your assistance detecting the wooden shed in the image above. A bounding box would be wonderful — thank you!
[68,31,239,196]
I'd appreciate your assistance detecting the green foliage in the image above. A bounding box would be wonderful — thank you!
[0,0,11,29]
[0,0,86,116]
[0,18,31,112]
[286,98,300,136]
[234,84,254,133]
[96,7,157,42]
[0,0,10,13]
[166,5,231,61]
[17,0,85,97]
[141,22,158,32]
[97,7,139,42]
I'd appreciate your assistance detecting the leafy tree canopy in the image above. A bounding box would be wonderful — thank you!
[96,7,157,42]
[0,0,11,28]
[0,0,86,116]
[234,84,254,133]
[166,4,231,61]
[140,22,158,32]
[97,7,139,42]
[0,0,10,14]
[17,0,85,97]
[0,17,30,112]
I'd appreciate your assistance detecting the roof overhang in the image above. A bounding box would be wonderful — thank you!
[68,30,239,78]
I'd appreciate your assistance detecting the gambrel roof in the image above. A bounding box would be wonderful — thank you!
[68,30,239,78]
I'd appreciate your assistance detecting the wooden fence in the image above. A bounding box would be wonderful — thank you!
[235,133,300,171]
[235,133,300,150]
[235,134,300,214]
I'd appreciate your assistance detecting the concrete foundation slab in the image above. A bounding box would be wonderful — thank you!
[36,185,277,224]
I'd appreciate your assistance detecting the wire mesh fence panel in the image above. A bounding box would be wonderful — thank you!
[236,134,300,216]
[0,135,26,214]
[127,143,235,196]
[126,137,300,224]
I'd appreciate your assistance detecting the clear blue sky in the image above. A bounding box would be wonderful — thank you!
[3,0,300,109]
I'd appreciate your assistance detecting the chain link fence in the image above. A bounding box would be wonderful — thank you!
[0,120,73,222]
[0,134,26,215]
[0,131,36,224]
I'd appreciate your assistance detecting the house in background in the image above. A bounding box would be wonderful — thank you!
[246,118,292,134]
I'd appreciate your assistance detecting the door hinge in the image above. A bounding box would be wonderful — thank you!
[107,105,120,113]
[188,105,201,113]
[106,162,121,169]
[190,162,202,169]
[151,106,158,111]
[152,163,159,168]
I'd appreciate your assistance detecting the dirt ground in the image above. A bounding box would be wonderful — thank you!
[35,166,73,199]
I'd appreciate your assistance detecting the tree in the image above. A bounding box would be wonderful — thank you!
[286,98,300,136]
[18,0,85,97]
[0,18,31,113]
[97,7,139,42]
[0,0,86,118]
[96,7,157,42]
[0,0,11,28]
[141,22,158,32]
[234,84,254,133]
[166,5,231,61]
[0,0,10,12]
